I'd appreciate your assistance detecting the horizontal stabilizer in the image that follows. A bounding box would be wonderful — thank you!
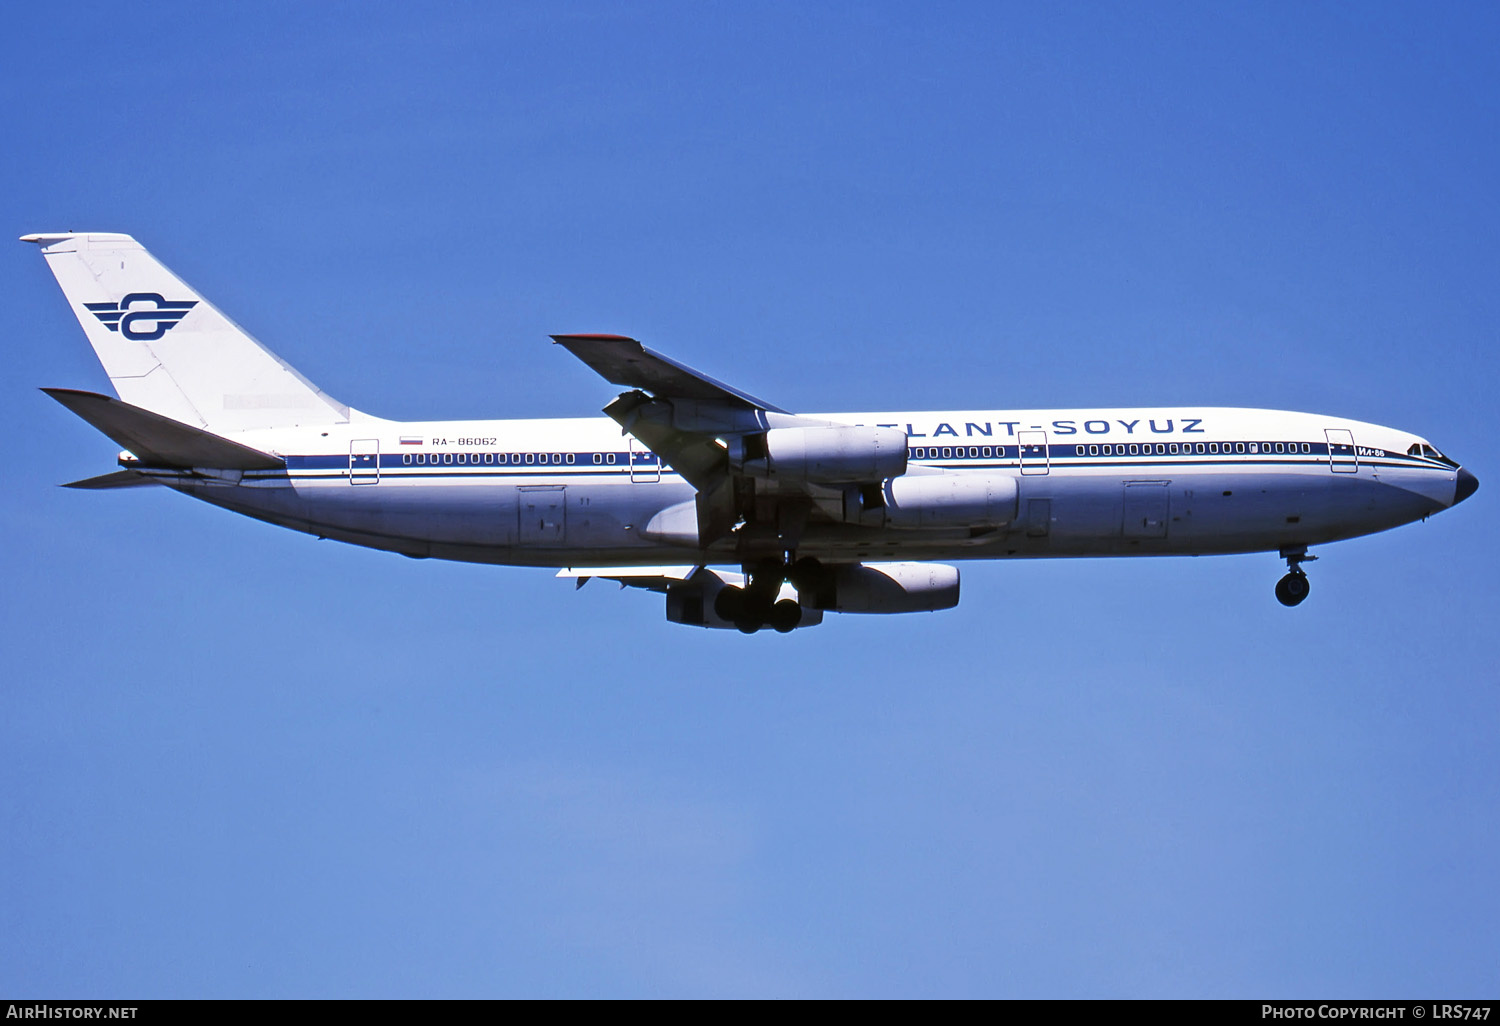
[63,470,161,490]
[43,388,285,470]
[552,334,786,412]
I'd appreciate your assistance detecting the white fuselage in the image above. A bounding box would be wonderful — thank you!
[27,231,1474,623]
[138,405,1463,569]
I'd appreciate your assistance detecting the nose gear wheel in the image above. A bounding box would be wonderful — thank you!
[1275,547,1317,607]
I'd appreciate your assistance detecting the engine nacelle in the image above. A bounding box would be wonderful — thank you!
[803,561,960,614]
[874,471,1018,529]
[731,426,908,483]
[665,569,824,630]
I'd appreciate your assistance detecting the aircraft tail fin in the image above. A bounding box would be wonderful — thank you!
[23,232,351,433]
[43,388,286,471]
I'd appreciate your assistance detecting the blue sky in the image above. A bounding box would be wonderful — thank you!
[3,1,1496,998]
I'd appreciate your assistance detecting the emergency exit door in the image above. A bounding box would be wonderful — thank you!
[350,439,380,484]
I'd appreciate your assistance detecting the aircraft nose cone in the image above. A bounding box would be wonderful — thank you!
[1454,468,1479,505]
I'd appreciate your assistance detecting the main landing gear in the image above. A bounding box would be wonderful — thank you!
[1275,547,1317,607]
[713,556,822,634]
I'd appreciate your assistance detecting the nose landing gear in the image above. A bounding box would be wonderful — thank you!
[1276,547,1317,607]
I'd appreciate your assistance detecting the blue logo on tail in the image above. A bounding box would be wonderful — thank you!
[84,293,198,341]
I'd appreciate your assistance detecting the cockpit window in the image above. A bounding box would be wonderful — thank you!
[1412,442,1458,466]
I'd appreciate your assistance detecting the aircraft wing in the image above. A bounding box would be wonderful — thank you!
[557,565,710,592]
[555,334,844,549]
[555,334,785,497]
[552,334,787,413]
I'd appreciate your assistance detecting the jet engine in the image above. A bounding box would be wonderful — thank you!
[729,426,908,483]
[800,561,961,613]
[865,471,1019,529]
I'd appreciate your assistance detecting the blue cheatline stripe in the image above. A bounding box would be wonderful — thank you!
[289,440,1448,476]
[283,458,1437,485]
[908,441,1368,459]
[290,451,660,471]
[291,470,663,481]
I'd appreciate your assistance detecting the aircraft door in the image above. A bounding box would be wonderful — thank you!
[350,439,380,485]
[1122,481,1169,538]
[1324,429,1358,473]
[1018,430,1049,476]
[629,436,660,482]
[519,486,566,544]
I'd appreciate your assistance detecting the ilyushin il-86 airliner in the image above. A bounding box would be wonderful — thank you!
[25,232,1477,633]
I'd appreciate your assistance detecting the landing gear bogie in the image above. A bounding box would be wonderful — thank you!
[714,569,807,634]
